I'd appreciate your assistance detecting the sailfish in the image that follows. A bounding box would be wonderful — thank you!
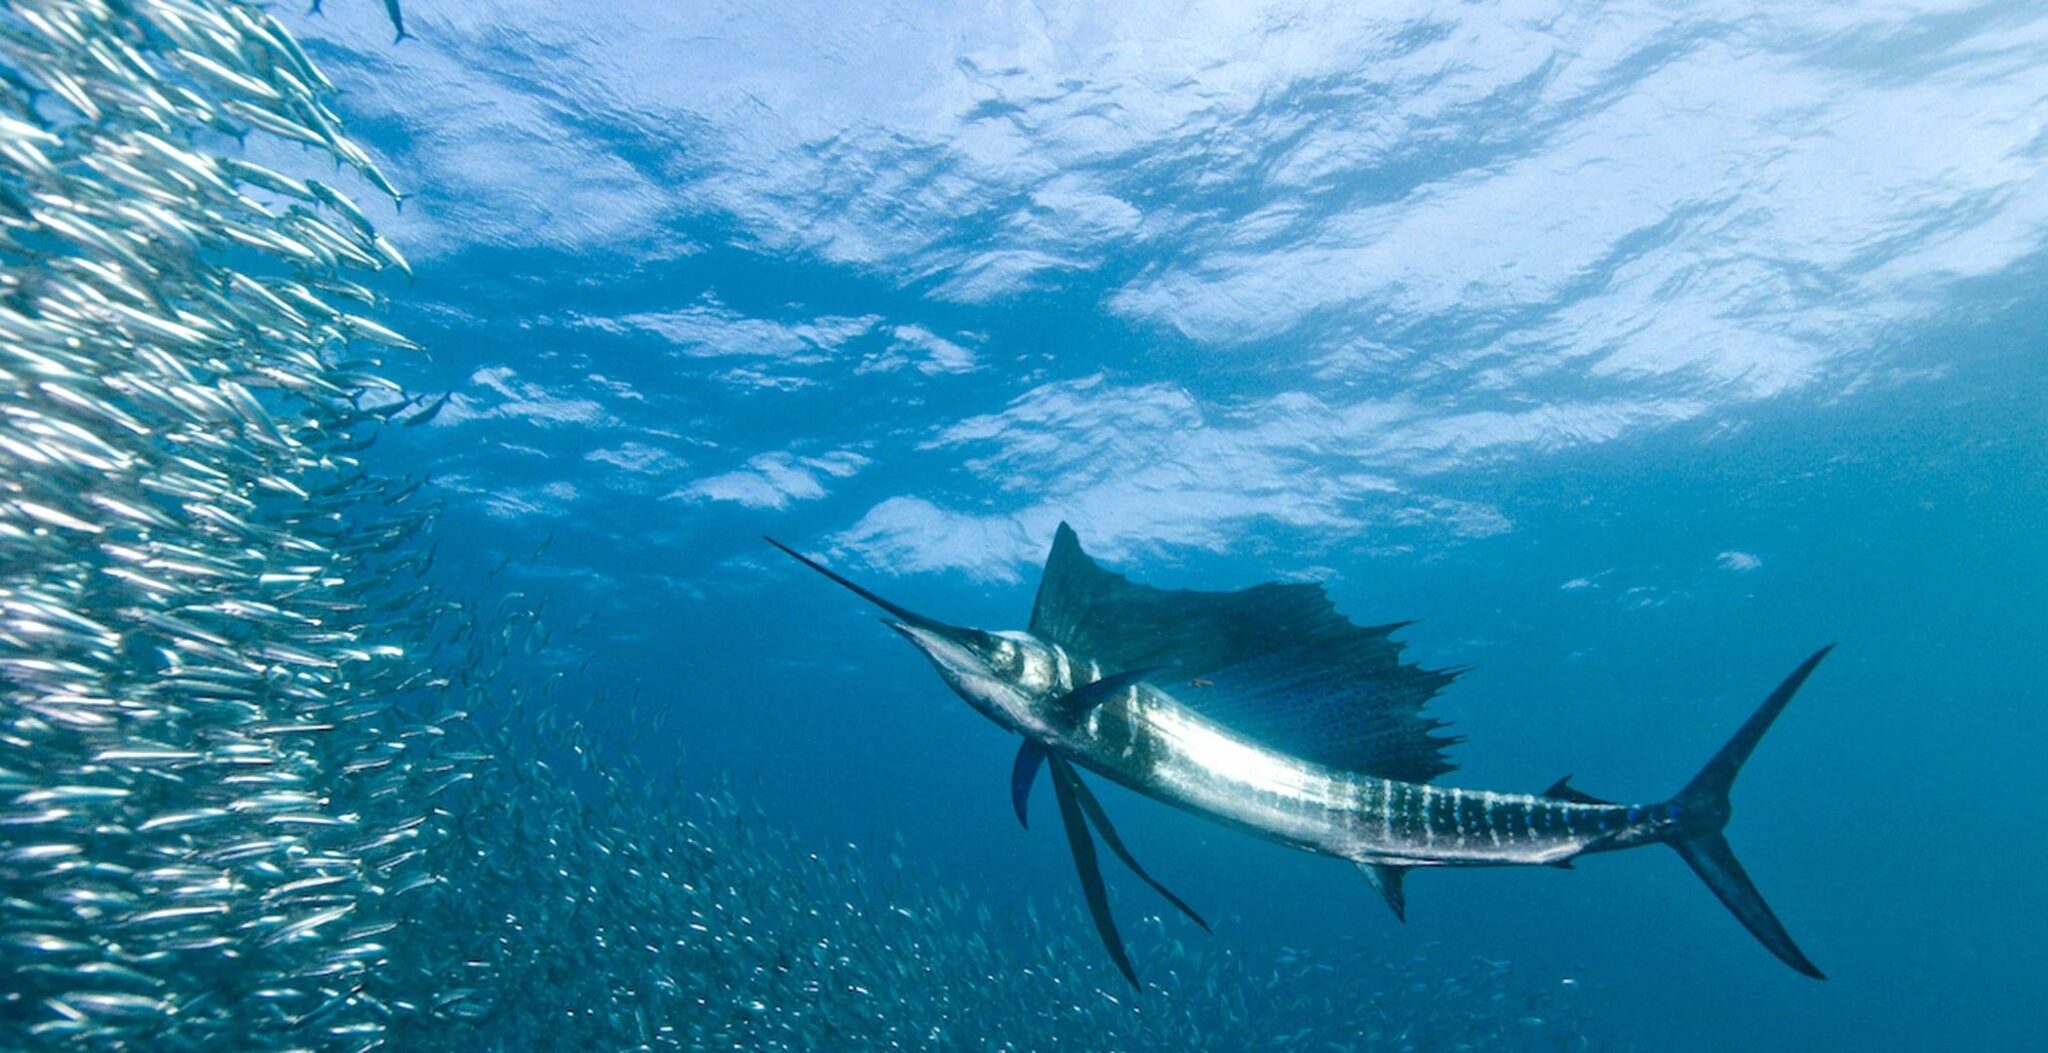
[767,524,1830,985]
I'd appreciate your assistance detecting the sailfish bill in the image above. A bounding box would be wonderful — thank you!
[769,525,1832,984]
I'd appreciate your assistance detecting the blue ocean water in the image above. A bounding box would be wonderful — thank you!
[307,2,2047,1048]
[11,1,2036,1048]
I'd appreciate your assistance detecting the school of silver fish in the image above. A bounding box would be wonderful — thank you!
[0,2,1601,1049]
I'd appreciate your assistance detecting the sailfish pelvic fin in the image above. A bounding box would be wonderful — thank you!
[1059,760,1211,934]
[1047,754,1138,989]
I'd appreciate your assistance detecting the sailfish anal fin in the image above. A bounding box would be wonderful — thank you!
[1356,861,1409,922]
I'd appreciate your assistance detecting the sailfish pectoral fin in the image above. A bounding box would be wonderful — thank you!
[1060,762,1211,934]
[1010,739,1047,829]
[1056,666,1161,715]
[1047,756,1139,989]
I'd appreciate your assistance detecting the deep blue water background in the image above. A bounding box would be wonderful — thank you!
[292,3,2042,1048]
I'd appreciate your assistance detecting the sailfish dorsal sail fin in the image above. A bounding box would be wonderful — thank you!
[1027,523,1460,784]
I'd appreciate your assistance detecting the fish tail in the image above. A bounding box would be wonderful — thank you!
[1664,645,1832,980]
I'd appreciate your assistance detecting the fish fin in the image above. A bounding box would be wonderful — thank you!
[1540,775,1612,806]
[1355,862,1408,922]
[1047,755,1138,988]
[1665,646,1833,980]
[1027,523,1458,782]
[1670,832,1822,979]
[1056,666,1159,715]
[1058,760,1210,933]
[1009,739,1046,829]
[1192,647,1460,782]
[398,390,451,427]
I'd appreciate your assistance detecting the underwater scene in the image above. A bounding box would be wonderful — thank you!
[1,1,2042,1050]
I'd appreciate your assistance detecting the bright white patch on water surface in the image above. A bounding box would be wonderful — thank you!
[857,326,979,376]
[674,451,870,511]
[584,443,685,475]
[1717,550,1764,572]
[838,374,1697,568]
[457,367,610,428]
[574,301,882,361]
[833,498,1040,582]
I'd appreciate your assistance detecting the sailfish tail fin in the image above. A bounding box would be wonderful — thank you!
[1665,645,1833,980]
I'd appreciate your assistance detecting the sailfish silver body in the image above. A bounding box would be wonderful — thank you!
[780,523,1831,984]
[899,623,1655,869]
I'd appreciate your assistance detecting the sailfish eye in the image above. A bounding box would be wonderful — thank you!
[989,640,1021,675]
